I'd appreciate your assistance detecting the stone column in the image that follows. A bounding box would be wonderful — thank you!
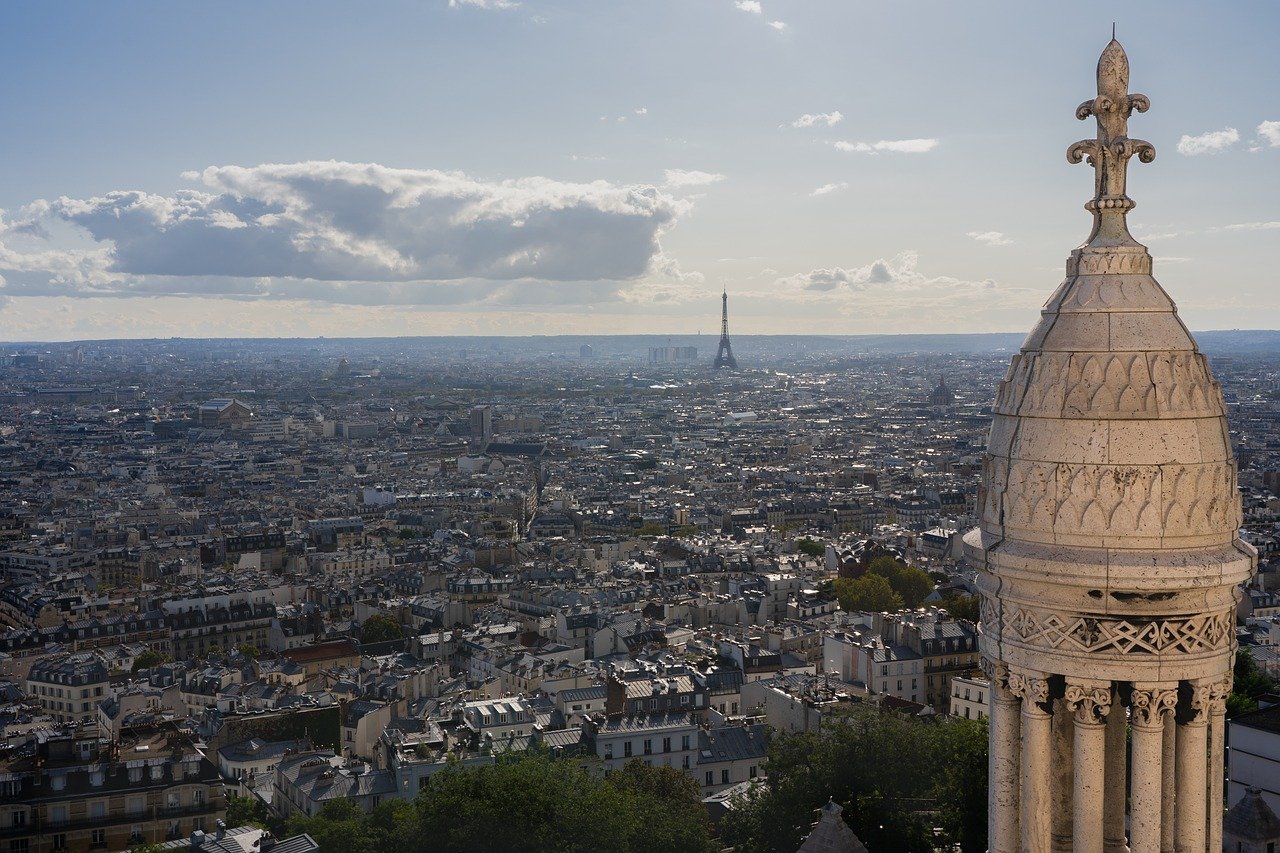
[1051,695,1075,852]
[1012,670,1053,853]
[1129,685,1177,853]
[1104,690,1128,853]
[1160,710,1176,853]
[1175,682,1210,852]
[1207,679,1229,853]
[1066,681,1111,853]
[988,661,1022,853]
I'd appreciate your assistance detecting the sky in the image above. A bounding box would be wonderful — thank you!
[0,0,1277,341]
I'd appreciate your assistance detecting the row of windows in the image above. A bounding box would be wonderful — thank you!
[602,734,692,760]
[34,684,104,699]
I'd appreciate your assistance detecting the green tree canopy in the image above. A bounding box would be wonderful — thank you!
[719,706,988,852]
[941,593,981,623]
[360,614,404,645]
[131,650,173,672]
[867,556,935,609]
[832,573,904,612]
[795,537,825,558]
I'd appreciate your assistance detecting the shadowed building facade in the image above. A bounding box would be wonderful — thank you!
[965,39,1256,853]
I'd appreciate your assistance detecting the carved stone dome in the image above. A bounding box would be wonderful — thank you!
[965,38,1254,684]
[977,241,1240,552]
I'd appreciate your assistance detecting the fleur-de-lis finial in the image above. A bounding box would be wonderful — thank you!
[1066,38,1156,245]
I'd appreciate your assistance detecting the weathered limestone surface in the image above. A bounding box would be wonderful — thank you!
[967,37,1256,850]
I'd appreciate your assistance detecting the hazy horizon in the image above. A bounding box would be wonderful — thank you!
[1,1,1276,341]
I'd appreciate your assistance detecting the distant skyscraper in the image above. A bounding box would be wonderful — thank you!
[714,289,738,370]
[967,38,1254,852]
[470,405,493,451]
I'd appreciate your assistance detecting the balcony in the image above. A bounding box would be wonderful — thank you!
[0,803,224,838]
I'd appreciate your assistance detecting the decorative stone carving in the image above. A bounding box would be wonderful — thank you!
[1007,671,1051,706]
[1065,682,1112,724]
[1129,686,1178,728]
[1002,607,1233,656]
[1208,677,1231,714]
[1182,682,1212,723]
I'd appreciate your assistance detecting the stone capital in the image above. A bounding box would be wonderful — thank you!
[1064,681,1112,725]
[1130,684,1177,729]
[1208,676,1231,716]
[1007,669,1051,710]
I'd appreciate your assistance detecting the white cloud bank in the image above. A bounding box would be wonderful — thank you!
[0,161,702,304]
[733,1,761,13]
[1176,127,1239,156]
[662,169,726,188]
[810,182,848,196]
[967,231,1012,246]
[1257,121,1280,148]
[448,0,519,9]
[835,138,938,154]
[789,111,843,129]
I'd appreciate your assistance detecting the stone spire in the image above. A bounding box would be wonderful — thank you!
[966,37,1255,853]
[1068,37,1155,247]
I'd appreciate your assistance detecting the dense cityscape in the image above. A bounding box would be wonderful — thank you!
[3,332,1280,851]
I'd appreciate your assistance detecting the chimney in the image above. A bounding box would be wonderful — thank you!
[191,830,206,849]
[216,819,226,840]
[605,673,627,716]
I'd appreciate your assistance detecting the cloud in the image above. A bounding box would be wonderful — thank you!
[733,1,762,13]
[777,253,926,292]
[1176,127,1239,156]
[1212,221,1280,232]
[1,161,698,304]
[835,138,938,154]
[789,111,843,129]
[768,21,787,30]
[634,107,648,116]
[662,169,726,188]
[1257,121,1280,148]
[448,0,519,8]
[967,230,1012,246]
[810,182,848,196]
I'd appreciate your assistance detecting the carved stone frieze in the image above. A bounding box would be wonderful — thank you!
[992,350,1222,420]
[998,606,1233,657]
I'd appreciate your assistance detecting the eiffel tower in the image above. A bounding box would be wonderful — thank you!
[713,289,738,369]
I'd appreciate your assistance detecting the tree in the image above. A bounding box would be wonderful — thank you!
[284,799,374,853]
[636,522,667,537]
[236,643,262,659]
[719,707,987,853]
[225,794,268,829]
[942,593,981,623]
[131,650,173,672]
[1230,648,1276,717]
[795,537,825,558]
[360,614,403,645]
[867,556,935,609]
[832,573,903,613]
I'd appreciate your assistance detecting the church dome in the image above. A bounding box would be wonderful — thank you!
[976,239,1240,551]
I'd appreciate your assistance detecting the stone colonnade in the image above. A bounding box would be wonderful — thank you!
[986,661,1229,853]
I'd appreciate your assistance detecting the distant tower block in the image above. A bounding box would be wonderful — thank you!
[967,38,1255,852]
[714,289,738,369]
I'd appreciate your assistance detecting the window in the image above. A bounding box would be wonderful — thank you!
[51,835,66,852]
[681,735,690,751]
[193,789,204,806]
[662,737,671,753]
[604,743,613,759]
[705,771,713,786]
[88,802,105,819]
[129,767,142,783]
[721,769,730,784]
[91,829,106,848]
[749,765,758,778]
[643,739,652,755]
[12,812,26,827]
[130,827,143,843]
[128,797,144,816]
[623,742,632,758]
[11,840,29,853]
[683,755,690,769]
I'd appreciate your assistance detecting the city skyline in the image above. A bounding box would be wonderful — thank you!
[1,0,1277,341]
